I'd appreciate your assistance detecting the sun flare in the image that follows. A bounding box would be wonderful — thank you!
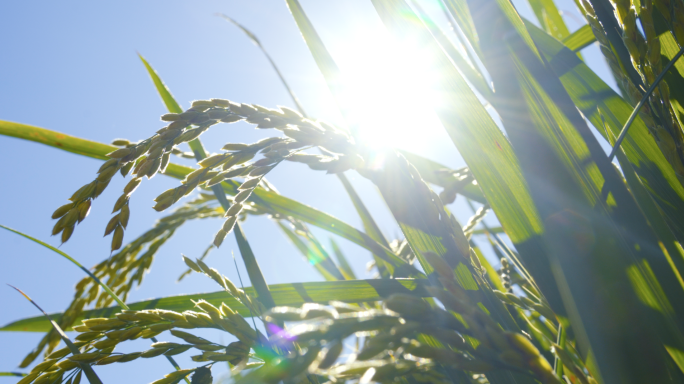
[333,25,445,152]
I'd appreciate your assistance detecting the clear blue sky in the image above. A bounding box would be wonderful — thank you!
[0,0,611,382]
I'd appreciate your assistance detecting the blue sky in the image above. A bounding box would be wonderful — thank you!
[0,0,611,382]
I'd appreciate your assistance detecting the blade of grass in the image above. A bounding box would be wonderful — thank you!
[554,324,567,377]
[561,24,594,52]
[285,0,354,134]
[139,54,212,162]
[0,224,190,383]
[277,221,345,281]
[250,186,411,272]
[2,278,433,332]
[230,221,275,309]
[329,238,357,280]
[471,227,504,235]
[527,0,571,40]
[336,172,393,277]
[658,26,684,125]
[410,0,491,98]
[335,174,389,249]
[600,111,684,374]
[138,54,183,114]
[472,246,505,292]
[0,120,114,161]
[441,0,480,52]
[8,285,102,384]
[139,55,276,310]
[399,149,487,204]
[599,110,684,290]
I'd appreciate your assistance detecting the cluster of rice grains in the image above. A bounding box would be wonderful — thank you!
[39,100,600,383]
[16,255,578,384]
[579,0,684,184]
[22,198,224,369]
[51,99,360,253]
[20,255,594,384]
[19,259,262,384]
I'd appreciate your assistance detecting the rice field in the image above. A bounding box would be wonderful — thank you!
[2,0,684,383]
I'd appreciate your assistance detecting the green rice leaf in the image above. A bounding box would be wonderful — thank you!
[411,0,490,97]
[561,24,595,52]
[330,238,357,280]
[599,111,684,292]
[285,0,352,129]
[252,187,412,273]
[336,172,393,277]
[277,221,345,281]
[0,120,114,161]
[336,174,389,249]
[527,0,571,40]
[138,53,183,114]
[658,30,684,158]
[470,1,684,381]
[139,52,209,160]
[441,0,480,52]
[399,150,487,204]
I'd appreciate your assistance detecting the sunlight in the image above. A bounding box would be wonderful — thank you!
[332,24,445,152]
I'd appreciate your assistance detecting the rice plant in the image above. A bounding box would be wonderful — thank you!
[2,0,684,383]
